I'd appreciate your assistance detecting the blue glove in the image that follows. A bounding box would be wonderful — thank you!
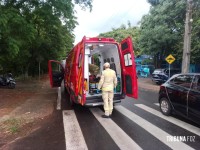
[96,89,100,94]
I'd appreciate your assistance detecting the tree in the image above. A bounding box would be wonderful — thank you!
[74,0,93,11]
[0,6,36,74]
[139,0,187,68]
[0,0,93,77]
[140,0,200,68]
[147,0,160,6]
[190,0,200,64]
[99,24,140,55]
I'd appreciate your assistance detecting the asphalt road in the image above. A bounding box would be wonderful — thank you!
[4,81,200,150]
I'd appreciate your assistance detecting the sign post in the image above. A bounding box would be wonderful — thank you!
[165,54,176,79]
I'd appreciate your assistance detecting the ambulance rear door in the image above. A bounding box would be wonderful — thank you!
[48,60,64,88]
[120,37,138,99]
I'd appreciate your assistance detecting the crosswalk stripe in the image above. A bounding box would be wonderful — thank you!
[90,108,142,150]
[115,105,194,150]
[135,104,200,136]
[63,110,88,150]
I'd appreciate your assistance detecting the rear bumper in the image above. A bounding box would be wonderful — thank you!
[152,77,167,83]
[84,93,124,107]
[152,78,162,83]
[84,100,121,107]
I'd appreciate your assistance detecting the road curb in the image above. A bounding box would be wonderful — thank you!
[56,87,61,110]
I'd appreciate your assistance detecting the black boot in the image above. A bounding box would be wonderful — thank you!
[101,115,110,118]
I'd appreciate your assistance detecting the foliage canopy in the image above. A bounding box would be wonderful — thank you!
[99,23,140,55]
[98,0,200,68]
[0,0,92,77]
[140,0,200,67]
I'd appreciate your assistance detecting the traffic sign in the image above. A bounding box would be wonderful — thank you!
[165,54,175,64]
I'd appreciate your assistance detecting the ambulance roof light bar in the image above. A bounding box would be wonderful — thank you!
[85,37,115,42]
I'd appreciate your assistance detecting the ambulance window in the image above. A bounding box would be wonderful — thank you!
[78,53,82,68]
[122,42,128,51]
[124,53,132,66]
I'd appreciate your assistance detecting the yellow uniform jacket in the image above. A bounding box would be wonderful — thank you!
[98,68,117,91]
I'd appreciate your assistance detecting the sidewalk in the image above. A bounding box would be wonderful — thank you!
[0,77,57,148]
[138,77,160,92]
[0,79,56,123]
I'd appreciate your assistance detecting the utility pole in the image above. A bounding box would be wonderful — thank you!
[182,0,193,73]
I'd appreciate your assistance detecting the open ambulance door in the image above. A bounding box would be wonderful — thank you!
[48,60,64,88]
[120,37,138,99]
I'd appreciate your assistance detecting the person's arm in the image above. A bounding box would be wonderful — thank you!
[114,73,117,88]
[97,72,104,90]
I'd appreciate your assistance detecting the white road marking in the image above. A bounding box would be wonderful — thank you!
[135,104,200,136]
[90,108,142,150]
[115,105,194,150]
[154,103,159,106]
[63,110,88,150]
[57,87,61,110]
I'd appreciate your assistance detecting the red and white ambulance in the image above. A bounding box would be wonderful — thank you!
[48,36,138,106]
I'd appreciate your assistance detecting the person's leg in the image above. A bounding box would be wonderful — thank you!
[102,91,109,116]
[108,91,114,116]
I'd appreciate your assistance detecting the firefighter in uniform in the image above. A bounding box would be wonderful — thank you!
[98,62,117,118]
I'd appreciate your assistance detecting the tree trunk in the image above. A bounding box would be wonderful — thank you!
[24,63,30,79]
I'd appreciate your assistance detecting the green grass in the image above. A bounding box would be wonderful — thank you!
[9,126,19,133]
[4,118,21,134]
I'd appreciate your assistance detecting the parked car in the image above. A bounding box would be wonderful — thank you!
[158,73,200,125]
[152,68,181,85]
